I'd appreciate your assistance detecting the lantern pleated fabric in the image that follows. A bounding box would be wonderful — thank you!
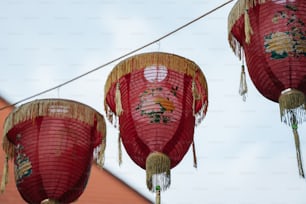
[104,52,208,202]
[228,0,306,177]
[1,99,106,204]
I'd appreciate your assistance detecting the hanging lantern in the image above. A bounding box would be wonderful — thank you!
[228,0,306,177]
[104,52,208,202]
[1,99,106,203]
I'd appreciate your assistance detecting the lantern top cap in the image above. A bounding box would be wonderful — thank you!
[104,52,208,98]
[2,98,106,158]
[228,0,267,56]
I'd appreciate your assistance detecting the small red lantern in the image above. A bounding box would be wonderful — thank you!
[104,52,208,202]
[228,0,306,177]
[1,99,106,203]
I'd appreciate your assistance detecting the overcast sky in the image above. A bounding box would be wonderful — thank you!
[0,0,306,203]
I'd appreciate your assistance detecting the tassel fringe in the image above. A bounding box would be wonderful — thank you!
[104,52,208,122]
[104,52,207,99]
[118,133,122,166]
[115,82,123,116]
[96,136,106,167]
[244,9,253,44]
[146,152,171,192]
[279,89,305,178]
[192,140,198,168]
[278,89,306,126]
[2,99,106,158]
[292,125,305,178]
[239,65,248,101]
[228,0,266,56]
[1,155,9,193]
[192,80,198,116]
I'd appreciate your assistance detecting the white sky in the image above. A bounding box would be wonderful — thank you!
[0,0,306,203]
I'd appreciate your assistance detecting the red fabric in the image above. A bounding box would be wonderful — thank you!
[231,0,306,102]
[7,116,102,204]
[106,66,206,169]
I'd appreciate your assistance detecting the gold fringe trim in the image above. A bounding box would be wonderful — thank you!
[2,99,106,159]
[192,80,197,116]
[292,126,305,178]
[278,89,306,126]
[96,133,106,167]
[118,133,122,166]
[40,198,59,204]
[115,82,123,116]
[239,65,248,101]
[228,0,267,55]
[195,100,208,126]
[244,9,253,44]
[0,155,8,193]
[104,52,208,118]
[146,152,171,192]
[192,140,198,168]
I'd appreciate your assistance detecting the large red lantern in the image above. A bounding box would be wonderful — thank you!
[228,0,306,177]
[104,52,208,202]
[1,99,106,203]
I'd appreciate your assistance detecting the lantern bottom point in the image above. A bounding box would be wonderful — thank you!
[146,152,171,192]
[279,88,306,126]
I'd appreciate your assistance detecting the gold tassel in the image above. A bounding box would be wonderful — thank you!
[97,137,106,167]
[146,152,171,192]
[156,186,161,204]
[244,9,253,44]
[0,155,9,193]
[278,89,305,177]
[118,133,122,166]
[239,65,248,101]
[192,79,200,116]
[192,80,196,116]
[115,82,123,116]
[192,140,198,168]
[278,89,306,126]
[292,123,305,178]
[3,99,106,148]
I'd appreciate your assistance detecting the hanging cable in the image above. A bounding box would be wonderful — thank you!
[0,0,234,111]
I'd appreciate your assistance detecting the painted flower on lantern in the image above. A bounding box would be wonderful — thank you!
[14,144,32,184]
[264,4,306,59]
[136,86,177,124]
[264,32,293,59]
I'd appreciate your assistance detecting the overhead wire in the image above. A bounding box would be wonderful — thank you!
[0,0,234,111]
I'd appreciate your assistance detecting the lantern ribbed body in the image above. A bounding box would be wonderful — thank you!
[2,99,105,204]
[230,0,306,102]
[119,68,195,169]
[105,52,208,170]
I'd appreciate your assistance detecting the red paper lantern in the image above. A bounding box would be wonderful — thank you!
[228,0,306,177]
[1,99,106,204]
[104,52,208,200]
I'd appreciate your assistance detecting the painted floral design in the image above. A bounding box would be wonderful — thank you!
[14,136,32,184]
[136,86,178,124]
[264,4,306,59]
